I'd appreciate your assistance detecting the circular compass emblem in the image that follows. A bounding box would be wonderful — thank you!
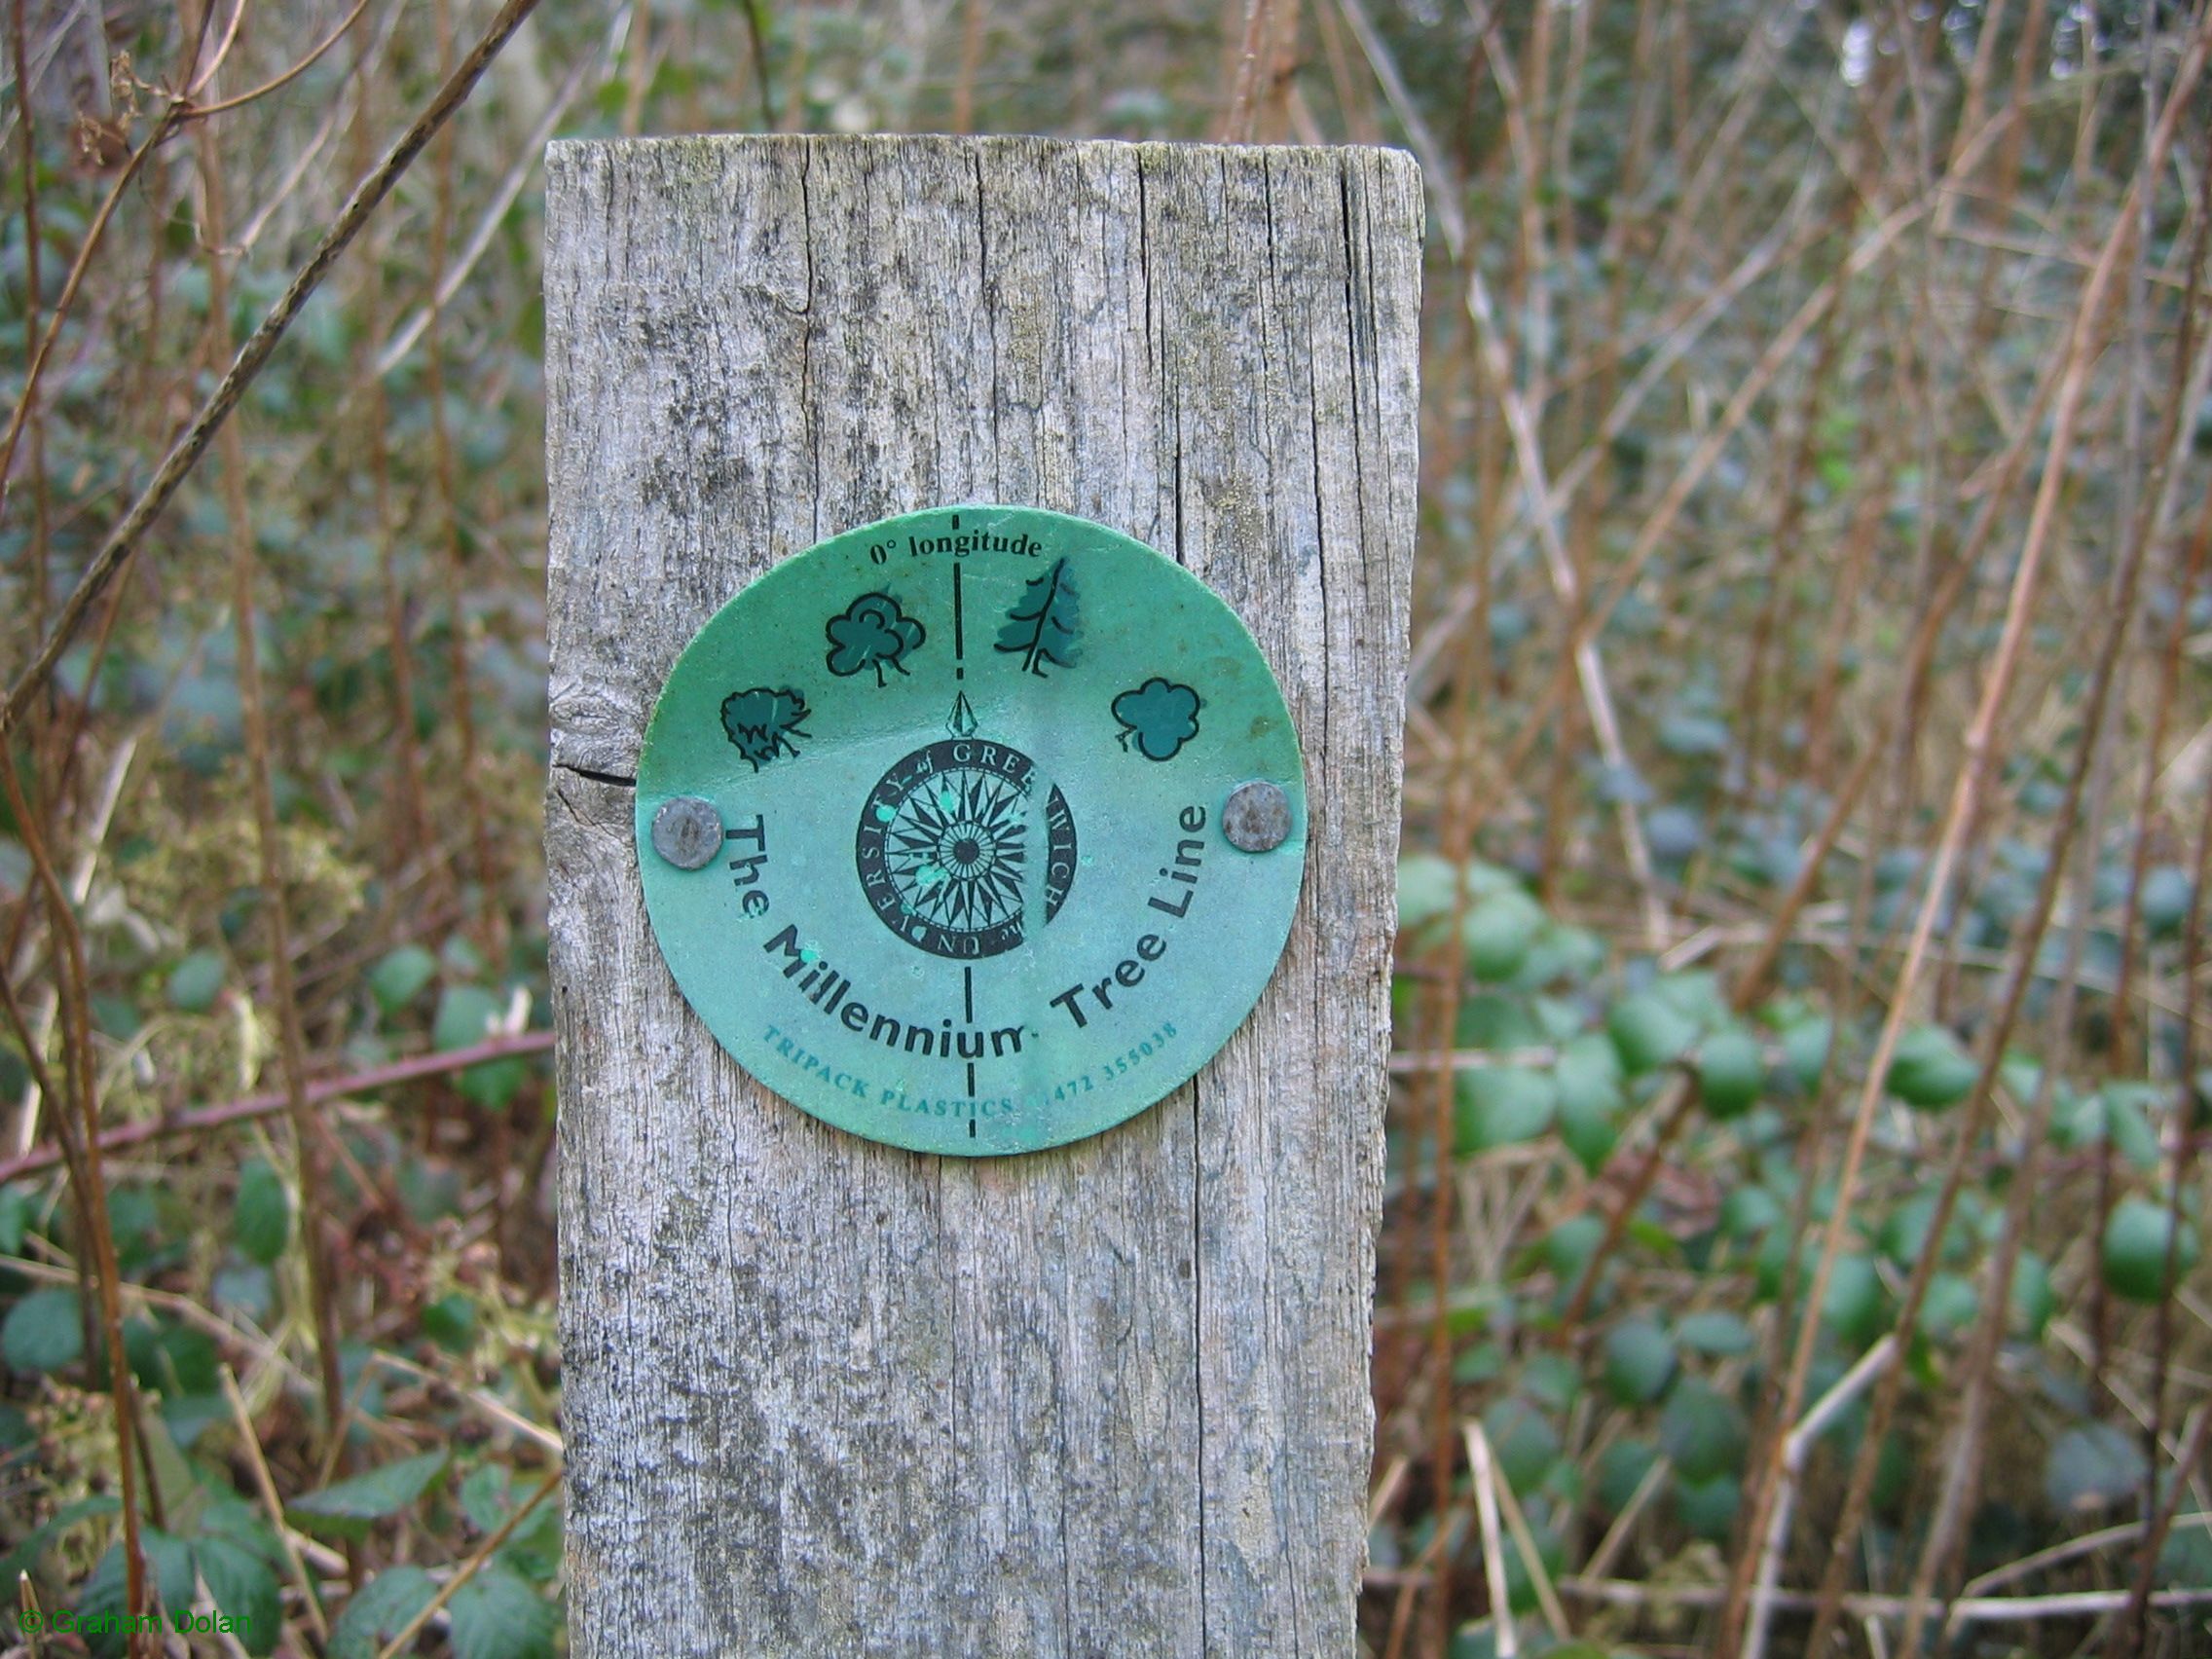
[856,740,1076,958]
[632,504,1307,1158]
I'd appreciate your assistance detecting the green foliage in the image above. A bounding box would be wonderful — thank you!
[194,1534,284,1655]
[1676,1310,1754,1357]
[1462,890,1546,982]
[2,1286,83,1373]
[369,944,439,1014]
[1594,1438,1659,1515]
[2044,1421,2148,1514]
[1483,1396,1563,1491]
[2101,1198,2200,1305]
[448,1564,559,1659]
[1693,1028,1764,1119]
[288,1451,451,1541]
[1884,1025,1977,1110]
[1600,1315,1676,1405]
[1606,990,1697,1076]
[421,1290,479,1354]
[1659,1379,1747,1484]
[1822,1254,1888,1350]
[460,1464,563,1582]
[233,1158,292,1265]
[2007,1252,2058,1340]
[1671,1471,1740,1541]
[166,949,227,1013]
[434,983,526,1108]
[3,7,2203,1642]
[1554,1058,1620,1173]
[331,1567,439,1659]
[1456,1065,1558,1153]
[1778,1015,1832,1091]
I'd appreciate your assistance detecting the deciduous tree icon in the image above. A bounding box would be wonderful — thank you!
[826,593,926,685]
[995,559,1080,677]
[1112,678,1201,761]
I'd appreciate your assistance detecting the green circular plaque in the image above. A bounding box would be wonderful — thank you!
[634,505,1306,1157]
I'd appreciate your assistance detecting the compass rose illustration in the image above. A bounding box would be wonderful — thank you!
[855,737,1076,960]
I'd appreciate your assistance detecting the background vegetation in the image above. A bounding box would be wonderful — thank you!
[0,0,2208,1654]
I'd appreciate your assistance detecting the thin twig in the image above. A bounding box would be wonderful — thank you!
[0,1032,555,1186]
[219,1364,328,1642]
[1463,1420,1516,1656]
[0,0,547,738]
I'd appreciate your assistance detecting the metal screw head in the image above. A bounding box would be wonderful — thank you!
[1222,780,1293,853]
[651,795,724,869]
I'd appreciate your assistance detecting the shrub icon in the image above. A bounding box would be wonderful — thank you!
[721,686,809,770]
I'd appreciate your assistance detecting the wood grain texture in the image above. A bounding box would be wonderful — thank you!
[544,135,1419,1656]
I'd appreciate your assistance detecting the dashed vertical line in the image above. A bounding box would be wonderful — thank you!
[953,563,966,660]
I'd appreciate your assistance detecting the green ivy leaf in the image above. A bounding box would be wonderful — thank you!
[1481,1396,1562,1492]
[454,1464,561,1581]
[1660,1379,1747,1483]
[1878,1193,1972,1269]
[1695,1029,1764,1119]
[234,1158,292,1265]
[0,1183,28,1256]
[1780,1016,1833,1090]
[1455,1066,1558,1153]
[1594,1438,1659,1515]
[1543,1215,1606,1285]
[1394,854,1460,940]
[2008,1252,2058,1340]
[2045,1421,2147,1513]
[2139,864,2194,937]
[1921,1273,1979,1342]
[1556,1089,1618,1175]
[288,1451,450,1540]
[435,985,525,1109]
[2102,1198,2200,1304]
[369,945,439,1015]
[1602,1316,1677,1405]
[2,1286,84,1373]
[1676,1309,1755,1356]
[1553,1034,1622,1115]
[1718,1186,1782,1241]
[1607,991,1698,1076]
[435,984,503,1051]
[1461,890,1545,982]
[1885,1025,1976,1110]
[166,949,227,1013]
[1672,1471,1741,1540]
[1823,1253,1889,1350]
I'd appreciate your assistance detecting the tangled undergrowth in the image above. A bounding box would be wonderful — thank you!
[0,2,2207,1656]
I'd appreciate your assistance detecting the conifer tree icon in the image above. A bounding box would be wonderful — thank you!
[994,559,1080,677]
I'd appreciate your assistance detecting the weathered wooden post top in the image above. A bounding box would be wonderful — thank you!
[544,134,1420,1654]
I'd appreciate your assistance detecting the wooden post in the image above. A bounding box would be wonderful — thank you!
[544,136,1420,1654]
